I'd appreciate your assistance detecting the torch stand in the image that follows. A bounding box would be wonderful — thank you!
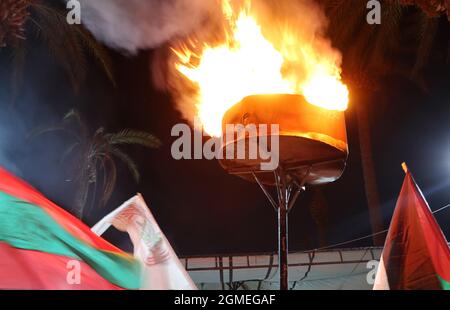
[219,94,348,290]
[251,166,309,290]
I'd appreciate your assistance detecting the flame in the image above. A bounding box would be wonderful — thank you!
[174,1,349,137]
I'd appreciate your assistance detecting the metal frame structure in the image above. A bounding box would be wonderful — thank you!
[250,166,307,290]
[225,157,345,290]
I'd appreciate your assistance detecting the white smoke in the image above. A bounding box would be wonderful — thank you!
[73,0,220,54]
[72,0,343,129]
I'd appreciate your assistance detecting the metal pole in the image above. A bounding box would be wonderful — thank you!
[275,168,289,290]
[278,192,288,290]
[253,169,305,291]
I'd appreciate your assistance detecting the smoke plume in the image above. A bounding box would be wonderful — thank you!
[75,0,343,128]
[74,0,220,54]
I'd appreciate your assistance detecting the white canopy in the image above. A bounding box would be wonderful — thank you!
[181,247,382,290]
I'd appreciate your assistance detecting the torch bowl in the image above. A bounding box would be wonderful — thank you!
[218,94,348,186]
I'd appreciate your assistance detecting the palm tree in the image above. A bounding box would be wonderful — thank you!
[0,0,30,47]
[317,0,450,245]
[402,0,449,17]
[1,0,114,102]
[30,109,161,219]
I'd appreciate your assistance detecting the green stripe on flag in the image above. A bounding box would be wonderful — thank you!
[0,192,141,289]
[438,275,450,290]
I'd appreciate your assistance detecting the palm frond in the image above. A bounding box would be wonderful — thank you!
[27,125,81,142]
[60,141,80,164]
[71,25,115,86]
[73,162,92,219]
[99,155,117,208]
[63,108,89,139]
[63,109,81,122]
[109,147,140,183]
[92,127,106,142]
[91,127,107,151]
[31,3,87,91]
[32,107,160,214]
[106,129,162,149]
[4,0,114,97]
[31,2,114,87]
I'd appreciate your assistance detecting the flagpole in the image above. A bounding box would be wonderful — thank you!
[401,162,408,174]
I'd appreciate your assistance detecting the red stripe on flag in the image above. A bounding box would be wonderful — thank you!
[380,173,450,289]
[0,242,124,290]
[407,174,450,283]
[0,167,122,255]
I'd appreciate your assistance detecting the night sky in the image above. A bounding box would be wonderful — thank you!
[0,10,449,257]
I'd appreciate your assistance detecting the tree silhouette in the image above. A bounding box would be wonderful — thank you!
[1,0,114,102]
[316,0,449,245]
[30,109,161,219]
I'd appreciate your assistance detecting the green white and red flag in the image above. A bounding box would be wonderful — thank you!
[374,171,450,290]
[0,167,141,290]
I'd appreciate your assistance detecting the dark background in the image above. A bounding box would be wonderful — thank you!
[0,14,449,257]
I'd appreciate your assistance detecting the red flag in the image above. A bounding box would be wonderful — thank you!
[0,167,141,289]
[374,172,450,290]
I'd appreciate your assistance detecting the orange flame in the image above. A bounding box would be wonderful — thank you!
[173,1,349,137]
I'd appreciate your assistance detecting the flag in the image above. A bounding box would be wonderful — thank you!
[92,194,197,290]
[374,171,450,290]
[0,167,141,290]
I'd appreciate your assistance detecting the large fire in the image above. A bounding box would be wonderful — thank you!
[173,0,349,137]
